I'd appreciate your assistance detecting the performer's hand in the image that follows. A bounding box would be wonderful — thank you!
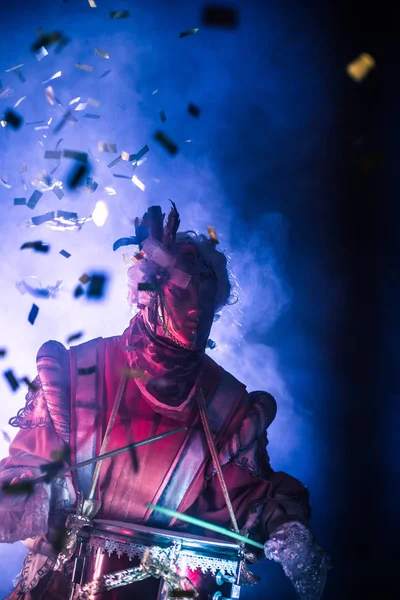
[264,521,331,600]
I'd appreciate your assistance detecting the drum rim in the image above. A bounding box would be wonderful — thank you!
[91,519,241,558]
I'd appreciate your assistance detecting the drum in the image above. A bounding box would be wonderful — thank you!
[73,519,242,600]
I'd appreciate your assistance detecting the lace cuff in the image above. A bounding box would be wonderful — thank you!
[264,521,331,600]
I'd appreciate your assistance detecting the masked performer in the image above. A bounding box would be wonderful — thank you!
[0,204,329,600]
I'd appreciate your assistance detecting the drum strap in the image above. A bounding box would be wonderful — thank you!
[197,387,240,535]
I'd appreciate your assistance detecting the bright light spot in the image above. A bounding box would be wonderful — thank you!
[132,175,146,192]
[104,187,116,195]
[92,200,109,227]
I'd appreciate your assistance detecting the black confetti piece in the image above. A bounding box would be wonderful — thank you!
[59,249,71,258]
[77,366,96,375]
[188,103,200,118]
[159,110,167,123]
[28,304,39,325]
[26,190,43,210]
[99,69,112,79]
[202,5,239,28]
[63,150,88,163]
[52,186,64,199]
[31,211,55,226]
[3,370,19,391]
[21,377,39,392]
[31,31,63,52]
[14,198,26,206]
[179,29,199,39]
[84,114,101,119]
[74,285,84,298]
[110,10,131,19]
[4,109,23,130]
[87,274,107,298]
[79,273,91,284]
[107,156,121,168]
[2,480,34,495]
[1,430,11,443]
[66,332,83,344]
[0,349,6,358]
[138,282,158,291]
[20,241,50,253]
[67,164,89,189]
[154,131,178,155]
[206,339,217,349]
[135,145,150,161]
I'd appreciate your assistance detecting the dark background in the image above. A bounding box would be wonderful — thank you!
[0,0,398,598]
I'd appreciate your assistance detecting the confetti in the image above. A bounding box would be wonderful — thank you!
[113,174,131,179]
[84,113,101,119]
[0,349,6,358]
[75,102,87,111]
[4,370,19,391]
[27,190,43,210]
[75,63,93,72]
[16,277,62,299]
[0,87,13,99]
[159,110,167,123]
[105,186,116,195]
[32,31,62,52]
[108,157,122,168]
[13,96,26,108]
[87,274,107,298]
[121,368,145,379]
[152,89,159,95]
[121,151,135,161]
[154,131,178,155]
[67,164,89,189]
[28,304,39,325]
[20,377,39,392]
[185,140,192,143]
[4,64,24,73]
[92,201,109,227]
[79,273,91,284]
[42,71,62,84]
[132,175,146,191]
[53,111,71,134]
[187,103,200,118]
[84,177,98,193]
[26,121,45,126]
[63,150,88,162]
[78,366,96,375]
[202,5,239,28]
[88,97,100,108]
[99,69,112,79]
[95,48,109,59]
[31,211,55,226]
[74,285,84,298]
[18,164,28,173]
[2,481,34,495]
[1,430,11,443]
[0,176,11,188]
[98,141,117,153]
[206,226,219,244]
[44,150,62,159]
[88,0,97,6]
[346,53,376,82]
[59,249,71,258]
[20,241,50,253]
[138,282,157,291]
[117,103,127,111]
[110,10,131,19]
[34,46,48,61]
[52,186,64,199]
[179,29,199,38]
[69,96,81,106]
[4,109,23,130]
[206,339,217,349]
[66,332,83,344]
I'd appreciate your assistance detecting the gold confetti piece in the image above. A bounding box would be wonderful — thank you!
[98,141,117,153]
[88,97,100,107]
[88,0,97,6]
[0,121,6,128]
[179,29,199,38]
[110,10,131,19]
[76,63,94,72]
[346,53,376,82]
[95,48,110,59]
[69,96,81,105]
[42,71,62,84]
[105,186,116,195]
[75,102,87,111]
[13,96,26,108]
[185,140,192,143]
[121,368,145,379]
[45,85,55,105]
[132,175,146,191]
[92,200,109,227]
[5,64,24,72]
[35,46,48,61]
[121,150,135,161]
[152,89,159,95]
[206,226,219,244]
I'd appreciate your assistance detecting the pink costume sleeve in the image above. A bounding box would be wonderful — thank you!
[0,340,74,546]
[185,392,311,546]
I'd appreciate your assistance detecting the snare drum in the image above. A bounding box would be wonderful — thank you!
[75,519,242,600]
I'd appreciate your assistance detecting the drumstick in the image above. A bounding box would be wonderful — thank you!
[2,428,187,492]
[146,503,264,550]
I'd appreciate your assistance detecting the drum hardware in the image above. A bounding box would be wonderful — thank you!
[215,571,236,586]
